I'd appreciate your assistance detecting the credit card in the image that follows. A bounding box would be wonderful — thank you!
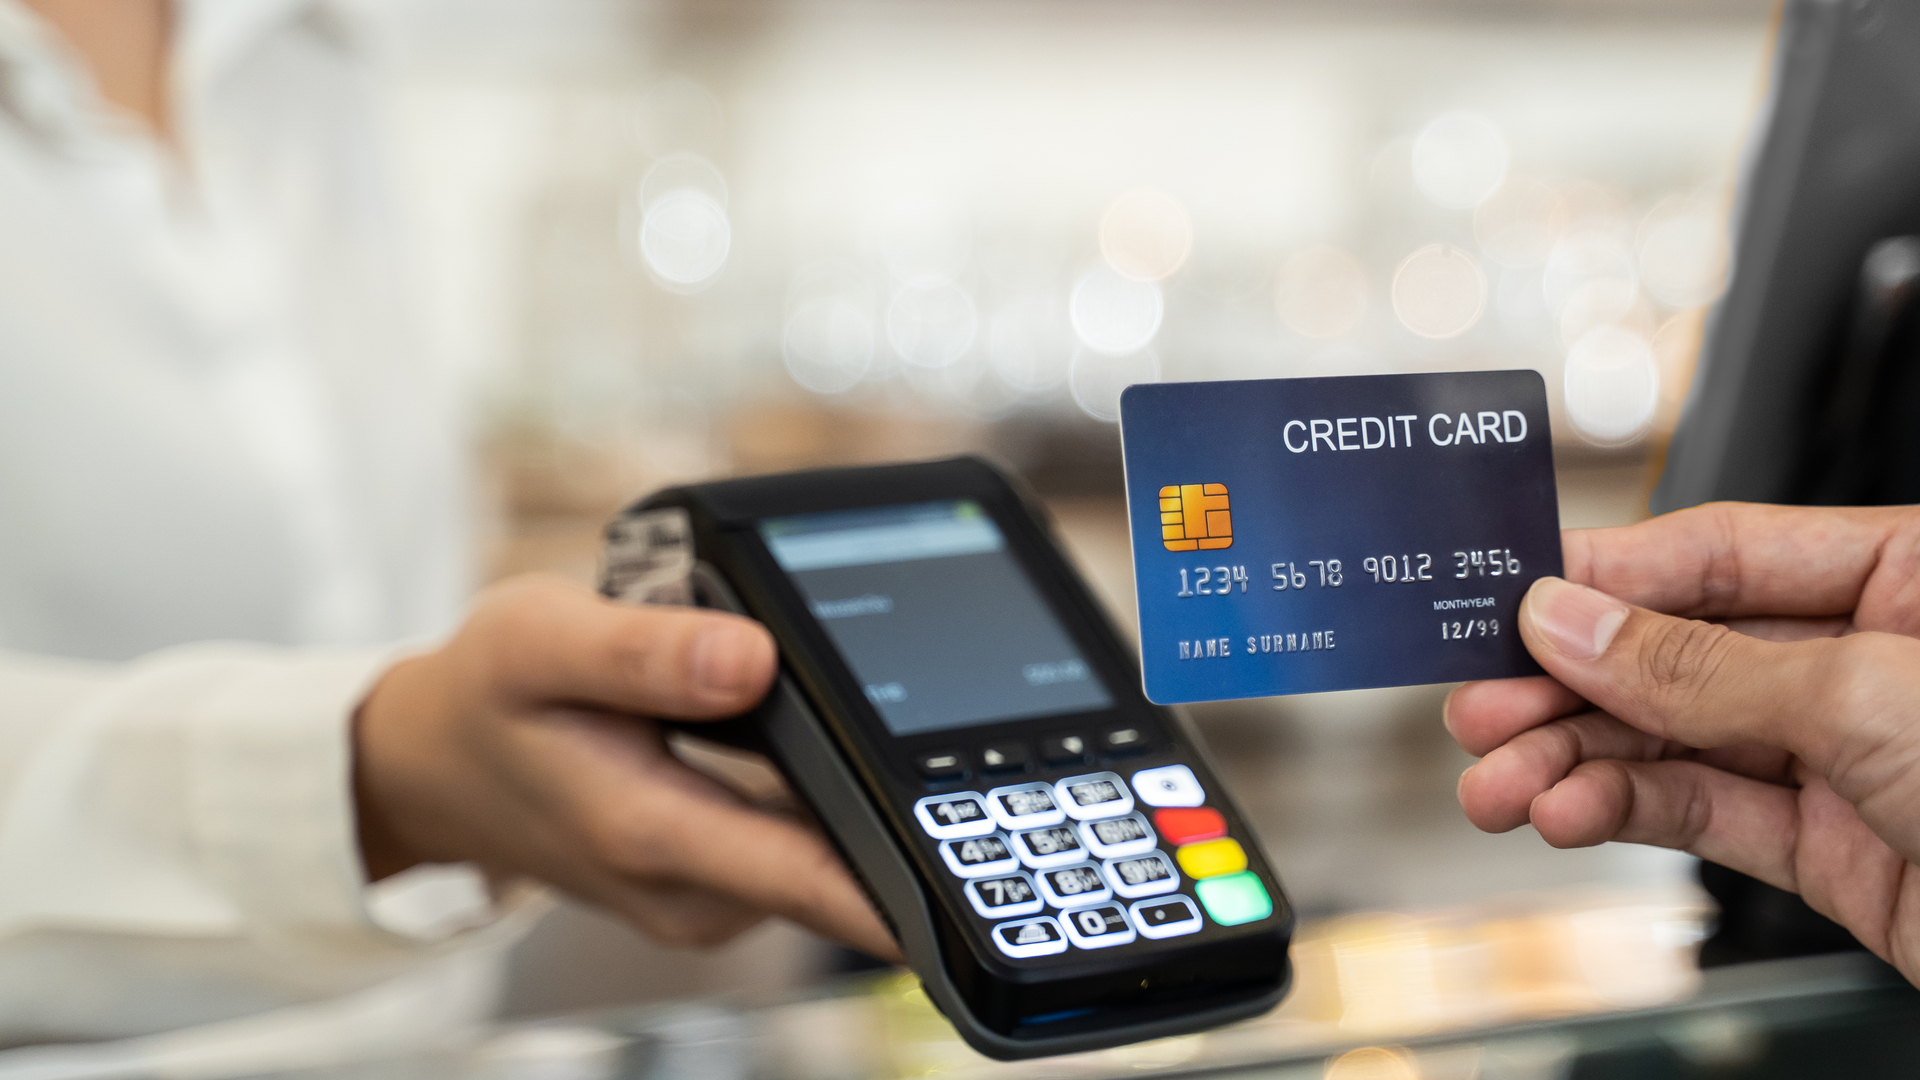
[1118,370,1562,704]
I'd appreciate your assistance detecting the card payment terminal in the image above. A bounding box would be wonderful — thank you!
[600,457,1291,1059]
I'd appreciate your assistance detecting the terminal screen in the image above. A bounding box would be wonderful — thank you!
[761,500,1114,736]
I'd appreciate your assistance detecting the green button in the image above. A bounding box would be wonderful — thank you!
[1196,872,1272,926]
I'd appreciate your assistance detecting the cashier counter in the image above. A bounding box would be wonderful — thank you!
[229,929,1917,1080]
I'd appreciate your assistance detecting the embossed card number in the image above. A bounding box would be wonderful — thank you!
[1121,370,1563,704]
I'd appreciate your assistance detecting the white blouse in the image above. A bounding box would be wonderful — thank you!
[0,0,522,1070]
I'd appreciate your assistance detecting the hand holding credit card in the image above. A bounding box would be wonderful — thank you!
[1119,370,1562,704]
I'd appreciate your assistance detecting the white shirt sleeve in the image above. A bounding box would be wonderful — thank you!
[0,644,524,1046]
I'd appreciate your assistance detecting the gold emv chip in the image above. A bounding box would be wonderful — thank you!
[1160,484,1233,551]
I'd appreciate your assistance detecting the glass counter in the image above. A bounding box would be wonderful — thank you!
[252,887,1920,1080]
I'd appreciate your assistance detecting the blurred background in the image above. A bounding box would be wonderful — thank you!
[370,0,1773,1045]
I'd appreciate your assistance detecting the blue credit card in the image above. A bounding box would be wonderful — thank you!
[1119,370,1563,704]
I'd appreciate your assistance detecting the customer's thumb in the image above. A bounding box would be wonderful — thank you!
[1517,576,1836,757]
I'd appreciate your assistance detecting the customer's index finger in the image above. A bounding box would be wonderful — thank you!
[1563,503,1913,623]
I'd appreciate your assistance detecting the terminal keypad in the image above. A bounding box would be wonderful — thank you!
[940,834,1018,878]
[915,793,995,839]
[914,758,1273,959]
[1061,903,1136,949]
[994,915,1067,958]
[1106,851,1179,898]
[965,872,1044,918]
[1011,824,1087,869]
[1081,812,1157,858]
[1037,863,1113,908]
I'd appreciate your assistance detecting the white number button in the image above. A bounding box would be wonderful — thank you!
[940,834,1019,878]
[986,782,1066,829]
[1036,863,1114,909]
[1131,764,1205,807]
[1080,812,1157,859]
[913,793,994,839]
[1063,903,1137,949]
[1105,852,1180,899]
[1010,825,1087,869]
[965,872,1044,918]
[1054,772,1134,821]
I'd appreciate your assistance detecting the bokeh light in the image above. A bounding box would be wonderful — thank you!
[634,153,731,292]
[1410,112,1509,210]
[639,152,728,213]
[1638,196,1730,309]
[1542,231,1637,320]
[783,297,875,393]
[1557,278,1649,348]
[1324,1046,1422,1080]
[1276,244,1369,340]
[639,189,731,290]
[988,295,1073,395]
[1070,265,1164,355]
[510,10,1758,483]
[1099,187,1194,282]
[1473,177,1566,268]
[1391,244,1487,339]
[1564,325,1659,446]
[1069,347,1160,422]
[886,278,977,368]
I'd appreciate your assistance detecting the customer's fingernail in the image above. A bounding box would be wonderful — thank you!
[691,623,759,693]
[1527,577,1629,661]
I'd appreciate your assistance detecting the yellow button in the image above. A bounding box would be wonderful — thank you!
[1175,838,1247,879]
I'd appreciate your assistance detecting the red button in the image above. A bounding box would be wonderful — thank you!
[1154,807,1226,845]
